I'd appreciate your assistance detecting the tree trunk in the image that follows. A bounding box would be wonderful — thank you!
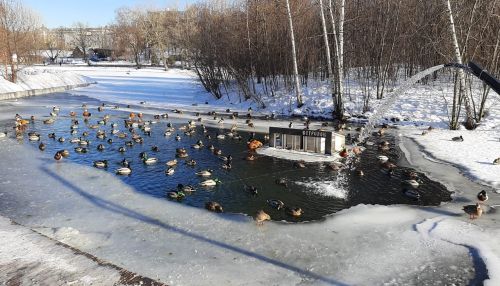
[319,0,334,105]
[285,0,303,108]
[445,0,475,129]
[335,0,345,119]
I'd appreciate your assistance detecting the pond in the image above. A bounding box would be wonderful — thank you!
[3,105,452,222]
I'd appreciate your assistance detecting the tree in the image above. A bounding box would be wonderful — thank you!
[113,7,147,68]
[43,27,65,63]
[285,0,303,108]
[0,0,40,82]
[72,22,93,63]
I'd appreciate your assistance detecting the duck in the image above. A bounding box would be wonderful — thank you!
[177,152,189,158]
[166,159,178,167]
[403,179,419,188]
[50,111,58,117]
[246,154,255,161]
[285,207,303,217]
[74,147,87,153]
[477,190,488,202]
[178,184,196,193]
[339,148,349,158]
[377,155,389,163]
[151,145,159,152]
[195,169,213,177]
[245,186,258,195]
[48,133,56,139]
[107,139,113,144]
[205,201,223,213]
[43,118,55,124]
[216,134,225,140]
[121,159,130,168]
[93,160,108,168]
[200,178,221,187]
[220,155,233,163]
[356,170,364,176]
[38,142,46,151]
[493,158,500,165]
[28,134,40,141]
[175,134,181,141]
[463,203,482,219]
[254,210,271,224]
[213,148,222,156]
[164,131,172,136]
[404,170,418,180]
[381,161,397,169]
[167,191,185,200]
[54,151,62,160]
[70,138,81,144]
[294,161,306,168]
[186,159,197,166]
[79,140,89,146]
[82,131,89,137]
[222,163,232,170]
[97,144,105,151]
[58,137,65,143]
[143,157,158,165]
[118,146,126,153]
[452,135,464,142]
[275,178,288,187]
[165,167,175,175]
[403,189,421,200]
[125,141,134,147]
[192,143,203,149]
[116,167,132,175]
[58,149,70,158]
[267,199,285,210]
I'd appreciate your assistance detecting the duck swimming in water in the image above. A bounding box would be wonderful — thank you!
[118,146,126,153]
[186,159,197,166]
[275,178,288,187]
[93,160,108,168]
[167,191,185,200]
[267,199,284,210]
[254,210,271,225]
[166,159,178,167]
[116,167,132,175]
[97,144,105,151]
[403,179,419,188]
[143,157,158,165]
[165,167,175,175]
[205,201,223,213]
[195,169,213,177]
[38,142,46,151]
[285,207,303,217]
[54,151,62,160]
[74,147,88,153]
[58,149,70,158]
[200,178,221,187]
[121,159,130,168]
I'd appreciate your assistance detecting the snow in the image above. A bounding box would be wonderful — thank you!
[0,68,91,94]
[1,65,500,284]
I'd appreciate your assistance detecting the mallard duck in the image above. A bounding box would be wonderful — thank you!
[54,151,62,160]
[121,159,130,168]
[285,207,303,217]
[58,149,70,158]
[70,138,81,144]
[0,131,7,138]
[43,118,55,124]
[196,169,213,177]
[179,184,196,193]
[267,199,284,210]
[463,203,482,219]
[107,139,113,144]
[151,145,159,152]
[200,178,221,187]
[164,159,177,167]
[477,190,488,202]
[246,154,255,161]
[125,141,134,147]
[377,155,389,163]
[93,160,108,168]
[205,201,223,213]
[38,142,46,151]
[52,106,60,112]
[403,189,420,200]
[165,167,175,175]
[222,163,232,170]
[97,144,105,151]
[254,210,271,224]
[177,152,189,158]
[175,134,181,141]
[116,167,132,175]
[493,158,500,165]
[69,111,76,117]
[143,157,158,165]
[186,159,197,166]
[58,137,65,143]
[245,186,258,195]
[275,178,288,187]
[216,134,225,140]
[294,161,306,168]
[82,131,89,137]
[452,135,464,142]
[118,146,126,153]
[167,191,185,200]
[192,143,203,149]
[403,179,419,188]
[74,147,87,153]
[50,111,57,117]
[356,170,364,176]
[28,134,40,141]
[48,133,57,139]
[404,171,418,180]
[79,140,89,146]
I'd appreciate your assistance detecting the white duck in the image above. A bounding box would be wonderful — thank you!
[200,178,221,187]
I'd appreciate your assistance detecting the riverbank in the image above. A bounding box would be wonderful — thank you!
[0,66,499,285]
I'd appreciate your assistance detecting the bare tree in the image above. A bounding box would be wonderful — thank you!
[43,27,65,63]
[113,7,147,68]
[72,22,93,63]
[0,0,40,82]
[285,0,303,107]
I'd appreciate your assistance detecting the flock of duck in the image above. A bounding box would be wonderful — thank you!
[9,104,312,224]
[5,105,495,223]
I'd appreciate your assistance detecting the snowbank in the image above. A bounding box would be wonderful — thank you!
[0,68,92,99]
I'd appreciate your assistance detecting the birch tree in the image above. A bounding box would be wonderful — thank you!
[318,0,333,103]
[444,0,475,129]
[285,0,303,107]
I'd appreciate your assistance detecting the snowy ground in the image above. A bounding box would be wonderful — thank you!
[0,66,499,285]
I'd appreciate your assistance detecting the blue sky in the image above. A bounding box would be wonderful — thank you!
[24,0,197,28]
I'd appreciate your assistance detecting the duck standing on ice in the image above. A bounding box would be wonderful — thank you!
[452,135,464,142]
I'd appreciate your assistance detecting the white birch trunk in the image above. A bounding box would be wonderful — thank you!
[285,0,303,107]
[319,0,333,79]
[445,0,475,128]
[335,0,345,118]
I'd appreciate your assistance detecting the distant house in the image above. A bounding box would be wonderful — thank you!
[72,47,84,59]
